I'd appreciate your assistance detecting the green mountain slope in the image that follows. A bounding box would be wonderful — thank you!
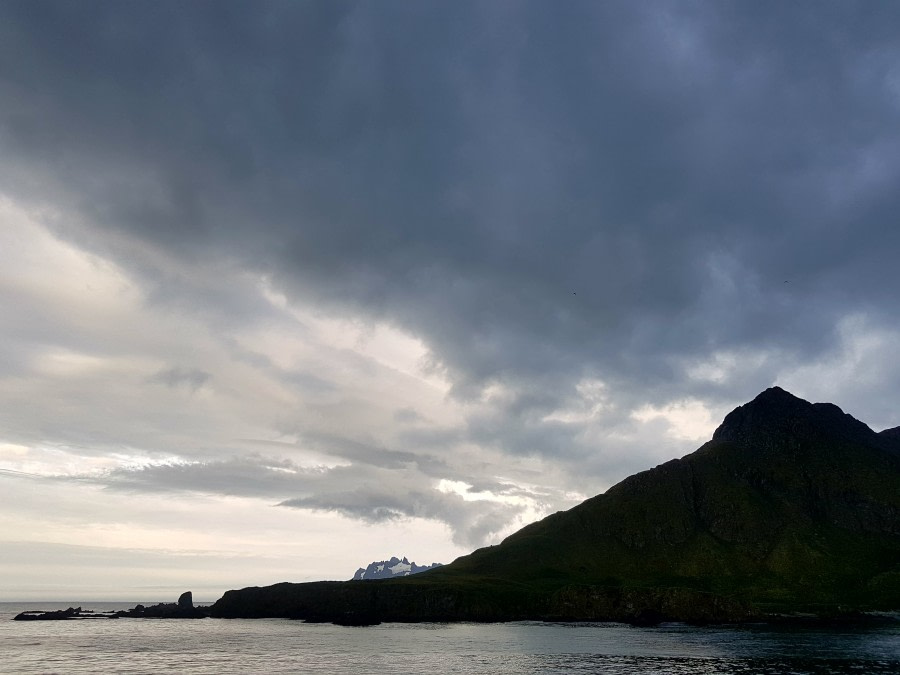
[212,387,900,623]
[435,387,900,612]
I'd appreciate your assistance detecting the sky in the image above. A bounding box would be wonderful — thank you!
[2,1,900,601]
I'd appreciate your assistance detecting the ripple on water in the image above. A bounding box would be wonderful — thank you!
[0,611,897,675]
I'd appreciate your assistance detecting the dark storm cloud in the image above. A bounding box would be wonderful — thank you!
[84,454,528,546]
[3,0,900,458]
[292,432,452,475]
[279,489,521,548]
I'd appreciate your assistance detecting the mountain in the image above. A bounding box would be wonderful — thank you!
[212,388,900,624]
[352,556,442,580]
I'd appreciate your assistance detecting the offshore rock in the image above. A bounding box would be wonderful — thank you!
[13,594,210,621]
[14,606,97,621]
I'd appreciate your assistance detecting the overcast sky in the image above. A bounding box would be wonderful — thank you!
[3,0,900,601]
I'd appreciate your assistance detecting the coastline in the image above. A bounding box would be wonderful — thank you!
[11,588,899,628]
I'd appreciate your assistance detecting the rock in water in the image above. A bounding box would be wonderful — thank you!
[13,594,211,621]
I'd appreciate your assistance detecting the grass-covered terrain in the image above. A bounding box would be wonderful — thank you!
[212,387,900,624]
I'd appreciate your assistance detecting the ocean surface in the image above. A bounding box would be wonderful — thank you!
[2,602,899,674]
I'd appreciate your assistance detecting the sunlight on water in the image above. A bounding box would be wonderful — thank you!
[1,604,898,674]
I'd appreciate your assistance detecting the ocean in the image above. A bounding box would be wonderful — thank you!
[2,602,898,674]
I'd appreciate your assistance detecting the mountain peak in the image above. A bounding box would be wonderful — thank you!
[351,556,442,580]
[755,385,796,400]
[712,386,874,449]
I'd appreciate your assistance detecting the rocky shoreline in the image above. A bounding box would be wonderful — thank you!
[13,591,210,621]
[13,586,899,628]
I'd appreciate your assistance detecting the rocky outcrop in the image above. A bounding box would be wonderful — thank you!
[13,606,103,621]
[13,593,210,621]
[120,599,208,618]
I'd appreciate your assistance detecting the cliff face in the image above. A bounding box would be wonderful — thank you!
[212,388,900,623]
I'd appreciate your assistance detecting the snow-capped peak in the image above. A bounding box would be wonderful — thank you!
[352,556,442,581]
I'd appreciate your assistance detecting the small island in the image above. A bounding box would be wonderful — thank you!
[15,592,210,621]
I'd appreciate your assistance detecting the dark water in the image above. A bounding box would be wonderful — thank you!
[2,603,898,674]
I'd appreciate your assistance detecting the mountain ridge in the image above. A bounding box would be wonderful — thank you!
[352,556,442,580]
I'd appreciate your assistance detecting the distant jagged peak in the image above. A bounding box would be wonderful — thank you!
[352,555,442,580]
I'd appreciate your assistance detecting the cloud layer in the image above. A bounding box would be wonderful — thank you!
[2,1,900,594]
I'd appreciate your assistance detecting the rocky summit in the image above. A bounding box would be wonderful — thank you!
[211,387,900,624]
[352,556,442,580]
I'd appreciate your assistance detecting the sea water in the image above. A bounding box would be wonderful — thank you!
[1,602,898,674]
